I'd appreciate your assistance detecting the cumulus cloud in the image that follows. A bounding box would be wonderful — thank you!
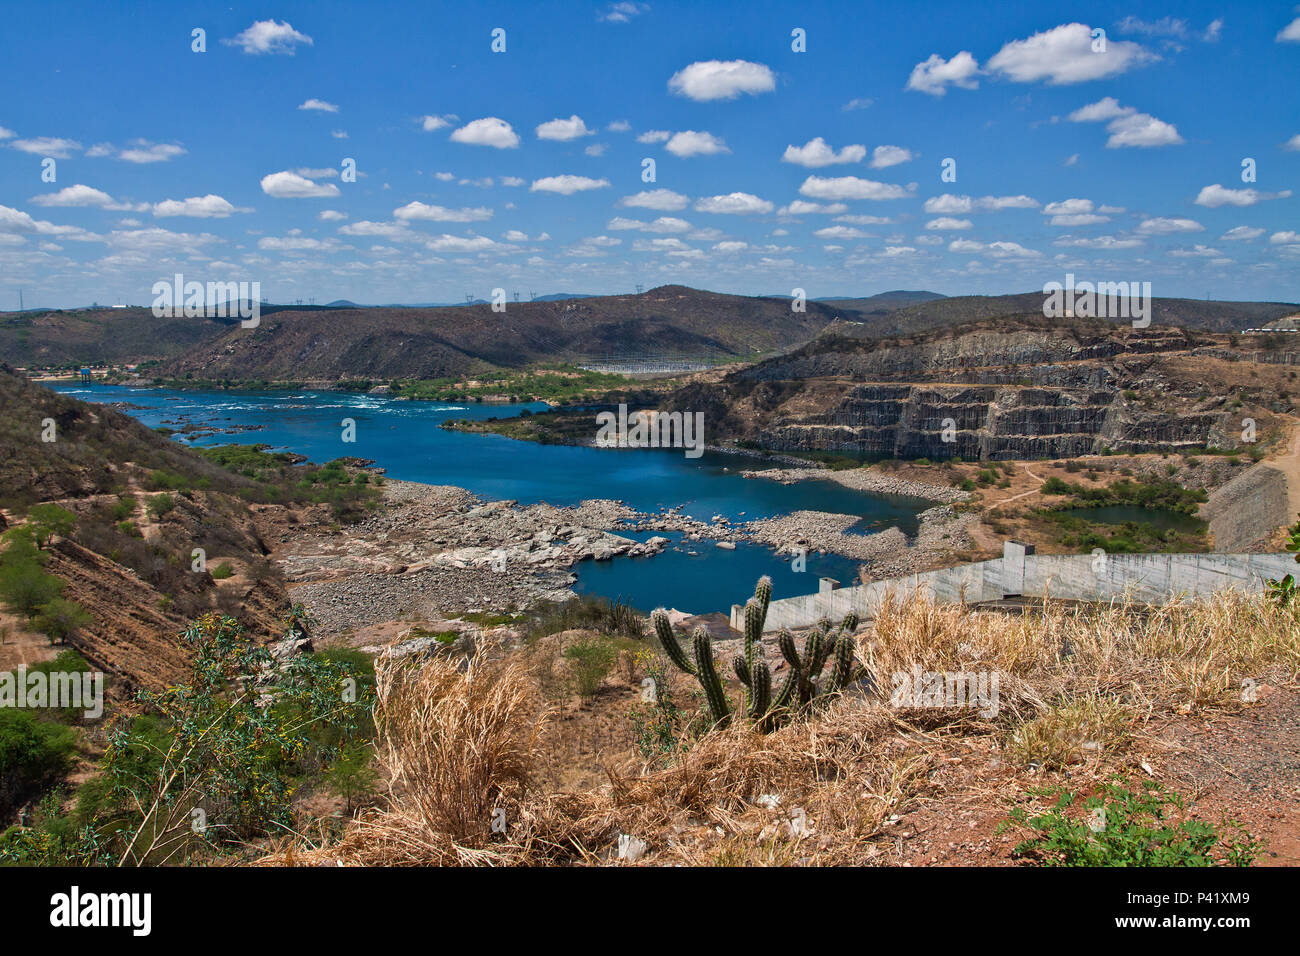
[153,195,243,218]
[1220,226,1264,241]
[664,130,729,157]
[923,193,1038,213]
[29,184,124,208]
[1195,183,1292,207]
[420,114,456,131]
[319,210,348,221]
[298,98,338,113]
[1054,235,1145,249]
[987,23,1155,85]
[224,19,313,55]
[925,217,973,230]
[905,51,980,95]
[607,216,691,233]
[393,201,493,222]
[1278,16,1300,42]
[117,140,187,163]
[870,145,914,168]
[536,115,594,141]
[425,235,499,252]
[813,225,868,239]
[781,137,866,167]
[619,188,689,210]
[599,2,648,23]
[693,193,774,215]
[10,137,81,158]
[529,175,611,195]
[636,130,671,143]
[798,176,912,201]
[450,117,520,148]
[777,200,848,215]
[260,171,341,198]
[1137,217,1203,234]
[667,59,775,101]
[1068,97,1182,148]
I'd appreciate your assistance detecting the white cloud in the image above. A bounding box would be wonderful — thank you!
[420,114,456,131]
[118,140,187,163]
[0,126,13,140]
[781,137,866,167]
[319,210,348,222]
[607,120,631,132]
[224,19,313,55]
[1054,235,1145,249]
[425,235,499,252]
[1169,244,1223,257]
[1068,97,1182,148]
[529,175,611,195]
[331,129,348,139]
[450,117,520,149]
[636,130,671,143]
[842,97,874,111]
[607,216,692,233]
[29,184,120,208]
[600,2,649,23]
[925,217,973,230]
[834,214,894,225]
[667,59,775,101]
[298,98,339,113]
[798,176,912,201]
[814,225,867,239]
[1115,16,1188,38]
[10,137,81,158]
[536,115,594,141]
[987,23,1155,85]
[665,130,729,157]
[923,193,1038,213]
[153,195,242,218]
[1220,226,1264,241]
[1277,17,1300,42]
[393,201,493,222]
[905,51,980,95]
[1137,217,1203,234]
[1195,183,1292,207]
[260,171,341,198]
[693,193,774,215]
[1270,231,1300,244]
[778,200,848,215]
[1283,134,1300,152]
[258,236,343,251]
[619,189,690,210]
[1204,18,1224,42]
[585,143,606,157]
[870,145,914,168]
[337,221,411,239]
[1042,198,1110,226]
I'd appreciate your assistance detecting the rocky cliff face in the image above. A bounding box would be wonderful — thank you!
[663,319,1265,460]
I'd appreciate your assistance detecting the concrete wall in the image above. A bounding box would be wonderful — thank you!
[735,543,1297,632]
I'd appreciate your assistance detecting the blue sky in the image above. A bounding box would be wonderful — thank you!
[2,0,1298,308]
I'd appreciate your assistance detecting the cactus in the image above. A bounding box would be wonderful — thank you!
[651,607,694,675]
[649,577,863,734]
[693,627,731,728]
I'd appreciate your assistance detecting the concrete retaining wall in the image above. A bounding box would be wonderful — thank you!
[734,543,1297,632]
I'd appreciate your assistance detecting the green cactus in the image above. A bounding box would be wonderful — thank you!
[649,577,862,734]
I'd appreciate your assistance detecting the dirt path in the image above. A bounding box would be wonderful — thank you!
[990,464,1043,511]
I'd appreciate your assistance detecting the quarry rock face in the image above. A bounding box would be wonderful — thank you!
[687,322,1257,461]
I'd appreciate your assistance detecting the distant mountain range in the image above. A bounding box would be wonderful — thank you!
[2,285,1295,377]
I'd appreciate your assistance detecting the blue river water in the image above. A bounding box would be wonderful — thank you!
[52,383,933,613]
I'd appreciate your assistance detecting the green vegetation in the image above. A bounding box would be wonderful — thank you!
[1039,476,1207,514]
[1039,511,1207,553]
[1001,778,1260,867]
[0,710,78,821]
[562,636,618,699]
[394,366,629,405]
[25,504,76,549]
[0,611,375,866]
[209,562,234,580]
[0,528,91,644]
[196,444,382,521]
[523,595,645,642]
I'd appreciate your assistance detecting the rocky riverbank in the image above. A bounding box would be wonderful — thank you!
[740,466,970,504]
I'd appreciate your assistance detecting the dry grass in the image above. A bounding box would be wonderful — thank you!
[262,588,1300,866]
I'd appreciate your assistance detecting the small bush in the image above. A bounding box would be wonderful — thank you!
[562,637,618,700]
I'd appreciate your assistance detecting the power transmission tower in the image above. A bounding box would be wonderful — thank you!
[528,289,536,302]
[465,293,474,305]
[513,291,520,303]
[635,284,643,294]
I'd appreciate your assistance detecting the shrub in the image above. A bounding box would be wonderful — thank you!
[145,494,175,520]
[1001,778,1261,867]
[0,561,65,617]
[26,504,76,549]
[0,710,78,819]
[210,562,233,580]
[562,637,618,700]
[32,598,92,645]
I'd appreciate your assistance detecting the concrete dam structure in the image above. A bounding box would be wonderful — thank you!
[732,542,1295,633]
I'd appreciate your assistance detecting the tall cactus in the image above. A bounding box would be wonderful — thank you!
[649,577,862,734]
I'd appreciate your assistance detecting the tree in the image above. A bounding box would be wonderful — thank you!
[33,598,92,645]
[25,504,76,550]
[0,561,64,617]
[325,743,378,815]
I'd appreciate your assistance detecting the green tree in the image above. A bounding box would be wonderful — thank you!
[33,598,92,645]
[325,743,378,815]
[0,561,65,617]
[26,504,76,550]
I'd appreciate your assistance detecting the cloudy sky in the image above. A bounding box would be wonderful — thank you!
[2,1,1299,308]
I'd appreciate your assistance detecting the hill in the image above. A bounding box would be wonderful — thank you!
[0,368,303,692]
[149,285,841,383]
[0,307,231,368]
